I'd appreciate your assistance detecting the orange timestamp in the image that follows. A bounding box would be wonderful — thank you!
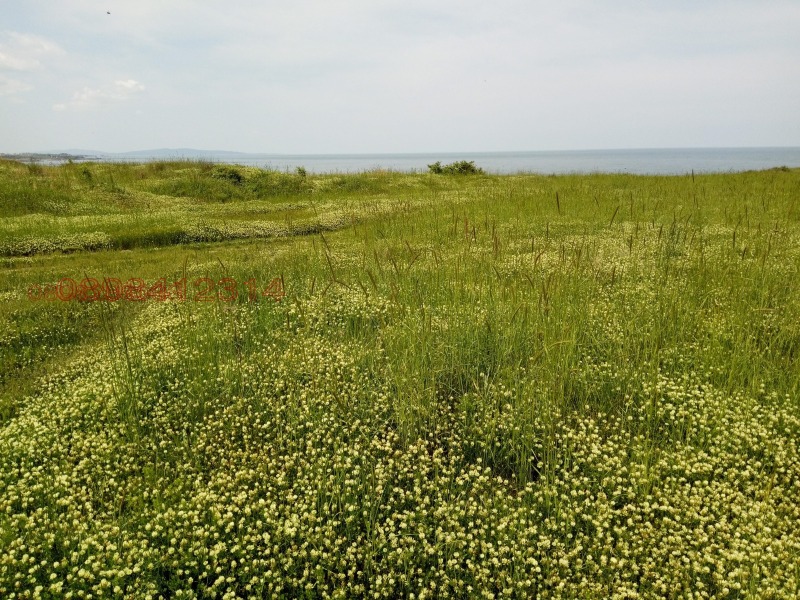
[27,276,285,303]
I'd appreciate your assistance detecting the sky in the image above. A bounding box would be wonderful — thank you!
[1,0,799,154]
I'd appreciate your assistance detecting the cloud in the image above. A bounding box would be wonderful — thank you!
[0,31,64,99]
[53,79,145,111]
[0,74,32,96]
[0,31,64,71]
[0,51,35,71]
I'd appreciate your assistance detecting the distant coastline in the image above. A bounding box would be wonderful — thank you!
[1,152,99,163]
[3,147,799,175]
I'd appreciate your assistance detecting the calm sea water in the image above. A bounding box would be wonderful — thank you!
[96,147,800,175]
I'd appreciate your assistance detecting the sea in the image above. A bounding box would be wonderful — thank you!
[22,147,800,175]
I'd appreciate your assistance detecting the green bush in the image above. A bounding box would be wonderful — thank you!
[210,165,244,185]
[147,175,238,202]
[247,170,309,197]
[427,160,485,175]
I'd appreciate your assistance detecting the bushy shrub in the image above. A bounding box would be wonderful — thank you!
[428,160,485,175]
[148,176,237,202]
[247,170,309,197]
[26,163,45,176]
[210,165,244,185]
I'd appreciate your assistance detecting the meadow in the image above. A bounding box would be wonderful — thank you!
[0,158,799,598]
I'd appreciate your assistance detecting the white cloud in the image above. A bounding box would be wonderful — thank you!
[0,74,32,96]
[0,51,36,71]
[0,31,64,99]
[115,79,145,91]
[0,32,64,71]
[53,79,145,110]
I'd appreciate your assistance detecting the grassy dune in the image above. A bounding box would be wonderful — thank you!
[1,160,799,598]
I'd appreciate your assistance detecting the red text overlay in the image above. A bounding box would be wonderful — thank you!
[27,276,285,303]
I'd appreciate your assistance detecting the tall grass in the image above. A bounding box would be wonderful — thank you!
[1,163,799,597]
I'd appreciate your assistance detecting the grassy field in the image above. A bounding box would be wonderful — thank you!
[1,159,799,598]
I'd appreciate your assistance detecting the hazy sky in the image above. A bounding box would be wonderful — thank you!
[2,0,799,154]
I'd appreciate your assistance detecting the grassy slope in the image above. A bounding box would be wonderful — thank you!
[1,161,799,598]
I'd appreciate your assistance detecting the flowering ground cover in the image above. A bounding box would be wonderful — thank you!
[1,161,799,598]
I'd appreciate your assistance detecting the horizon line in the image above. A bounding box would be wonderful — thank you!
[6,144,800,158]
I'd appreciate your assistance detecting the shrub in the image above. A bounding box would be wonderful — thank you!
[148,175,238,202]
[26,163,45,176]
[247,170,309,197]
[428,160,485,175]
[210,165,244,185]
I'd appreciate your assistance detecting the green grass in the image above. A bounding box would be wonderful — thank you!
[1,161,799,598]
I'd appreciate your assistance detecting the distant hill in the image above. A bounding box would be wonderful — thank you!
[105,148,254,159]
[1,152,100,162]
[14,148,258,160]
[2,148,263,164]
